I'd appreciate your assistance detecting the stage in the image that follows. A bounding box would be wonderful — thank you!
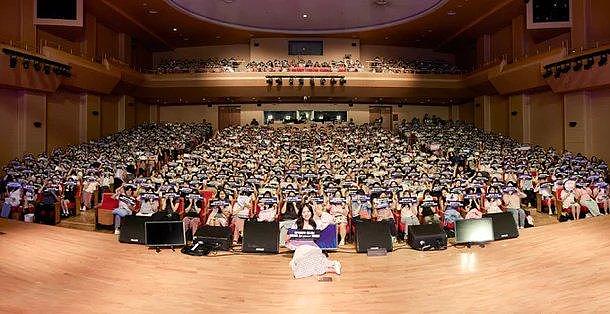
[1,217,609,313]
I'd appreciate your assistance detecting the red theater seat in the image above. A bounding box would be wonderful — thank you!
[96,193,119,229]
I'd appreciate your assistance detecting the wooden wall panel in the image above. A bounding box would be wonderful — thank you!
[100,95,119,137]
[96,23,119,60]
[492,25,513,61]
[135,103,150,125]
[459,102,475,124]
[46,91,81,151]
[530,91,563,151]
[490,95,509,136]
[125,100,136,129]
[0,0,21,43]
[0,89,20,168]
[589,89,610,162]
[86,94,101,141]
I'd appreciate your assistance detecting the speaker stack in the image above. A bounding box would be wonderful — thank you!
[407,224,447,251]
[242,220,280,253]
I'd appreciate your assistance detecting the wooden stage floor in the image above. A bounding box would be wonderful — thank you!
[1,217,609,313]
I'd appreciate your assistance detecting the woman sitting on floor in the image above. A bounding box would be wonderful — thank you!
[286,203,341,279]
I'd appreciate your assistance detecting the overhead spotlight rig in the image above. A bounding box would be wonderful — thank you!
[542,48,609,79]
[2,48,72,77]
[265,75,347,86]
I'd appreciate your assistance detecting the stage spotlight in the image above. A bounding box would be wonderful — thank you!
[599,54,608,66]
[266,78,273,85]
[561,63,571,73]
[330,78,337,85]
[34,62,42,72]
[572,60,583,71]
[22,59,30,69]
[542,67,553,78]
[339,78,347,85]
[275,78,282,85]
[53,67,61,75]
[584,56,595,70]
[320,78,326,85]
[9,56,17,69]
[309,78,315,86]
[298,78,304,85]
[288,77,294,85]
[43,65,51,74]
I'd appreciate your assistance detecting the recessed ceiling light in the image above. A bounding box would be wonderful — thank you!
[375,0,390,5]
[301,12,310,19]
[215,35,221,39]
[447,11,456,16]
[384,36,389,40]
[183,37,189,41]
[172,27,178,32]
[147,9,158,14]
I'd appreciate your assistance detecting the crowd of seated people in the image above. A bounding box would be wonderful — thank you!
[0,122,213,225]
[1,117,608,246]
[368,57,464,74]
[153,57,240,74]
[245,58,364,72]
[151,56,464,74]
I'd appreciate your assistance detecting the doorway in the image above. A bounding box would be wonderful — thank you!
[369,106,392,130]
[218,106,241,130]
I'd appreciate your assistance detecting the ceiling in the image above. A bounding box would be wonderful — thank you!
[167,0,447,34]
[86,0,524,51]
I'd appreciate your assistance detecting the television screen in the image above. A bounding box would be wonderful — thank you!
[289,41,324,56]
[35,0,83,27]
[145,221,186,247]
[37,0,77,20]
[526,0,571,29]
[455,218,494,244]
[532,0,570,23]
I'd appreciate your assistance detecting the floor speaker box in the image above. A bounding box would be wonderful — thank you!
[119,215,151,244]
[242,220,279,253]
[355,221,392,253]
[407,224,447,250]
[194,225,233,251]
[483,212,519,240]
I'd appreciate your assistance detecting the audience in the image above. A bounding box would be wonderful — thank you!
[1,115,608,247]
[149,56,462,74]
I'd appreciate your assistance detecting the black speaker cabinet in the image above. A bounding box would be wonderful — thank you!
[242,220,279,253]
[407,224,447,251]
[483,212,519,240]
[354,221,392,253]
[119,215,151,244]
[194,225,233,251]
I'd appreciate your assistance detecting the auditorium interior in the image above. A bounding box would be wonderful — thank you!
[1,0,610,312]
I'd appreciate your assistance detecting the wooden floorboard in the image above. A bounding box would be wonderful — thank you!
[0,217,608,313]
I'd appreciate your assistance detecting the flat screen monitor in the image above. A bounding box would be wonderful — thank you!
[455,218,494,244]
[35,0,83,27]
[145,221,186,247]
[526,0,571,29]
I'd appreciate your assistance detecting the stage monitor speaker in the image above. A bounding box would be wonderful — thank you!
[354,221,392,253]
[119,215,151,244]
[242,220,279,253]
[194,225,233,251]
[407,224,447,251]
[483,212,519,240]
